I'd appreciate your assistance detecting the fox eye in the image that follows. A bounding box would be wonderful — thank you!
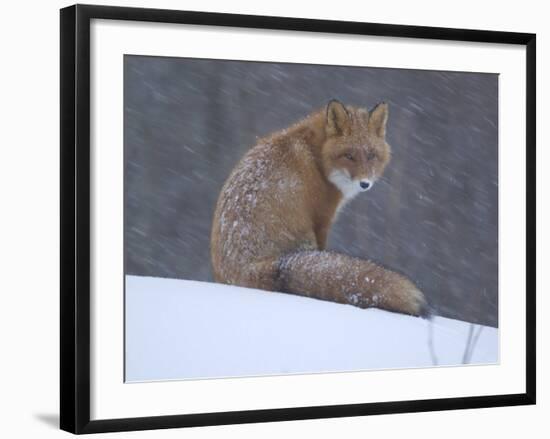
[366,152,376,161]
[344,153,355,161]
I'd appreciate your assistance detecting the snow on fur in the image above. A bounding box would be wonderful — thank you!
[210,103,426,316]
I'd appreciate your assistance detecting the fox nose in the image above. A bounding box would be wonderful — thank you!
[359,180,371,190]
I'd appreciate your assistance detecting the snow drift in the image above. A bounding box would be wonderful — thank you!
[125,275,498,382]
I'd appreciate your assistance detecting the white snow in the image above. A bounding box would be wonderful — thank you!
[125,275,498,382]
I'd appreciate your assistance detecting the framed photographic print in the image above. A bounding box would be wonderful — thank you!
[60,4,536,434]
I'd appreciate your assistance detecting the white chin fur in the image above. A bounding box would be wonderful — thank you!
[328,170,363,200]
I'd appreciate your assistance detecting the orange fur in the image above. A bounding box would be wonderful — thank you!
[210,100,427,316]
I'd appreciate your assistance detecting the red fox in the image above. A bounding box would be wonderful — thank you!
[211,100,428,316]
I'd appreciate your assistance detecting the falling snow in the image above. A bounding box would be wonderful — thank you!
[124,56,498,327]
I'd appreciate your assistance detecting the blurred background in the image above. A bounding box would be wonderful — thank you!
[124,55,498,327]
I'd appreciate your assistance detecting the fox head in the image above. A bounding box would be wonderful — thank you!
[321,99,391,200]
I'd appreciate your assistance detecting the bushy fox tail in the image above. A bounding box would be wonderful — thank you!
[276,250,428,317]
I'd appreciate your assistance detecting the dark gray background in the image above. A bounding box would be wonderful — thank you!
[124,55,498,327]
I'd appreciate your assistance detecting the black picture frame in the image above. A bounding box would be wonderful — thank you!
[60,4,536,434]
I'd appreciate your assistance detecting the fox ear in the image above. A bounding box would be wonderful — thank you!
[326,99,350,137]
[368,102,389,138]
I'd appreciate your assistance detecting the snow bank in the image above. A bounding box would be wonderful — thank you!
[125,275,498,382]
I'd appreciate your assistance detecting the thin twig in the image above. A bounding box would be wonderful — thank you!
[427,317,439,366]
[465,325,484,364]
[462,323,475,364]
